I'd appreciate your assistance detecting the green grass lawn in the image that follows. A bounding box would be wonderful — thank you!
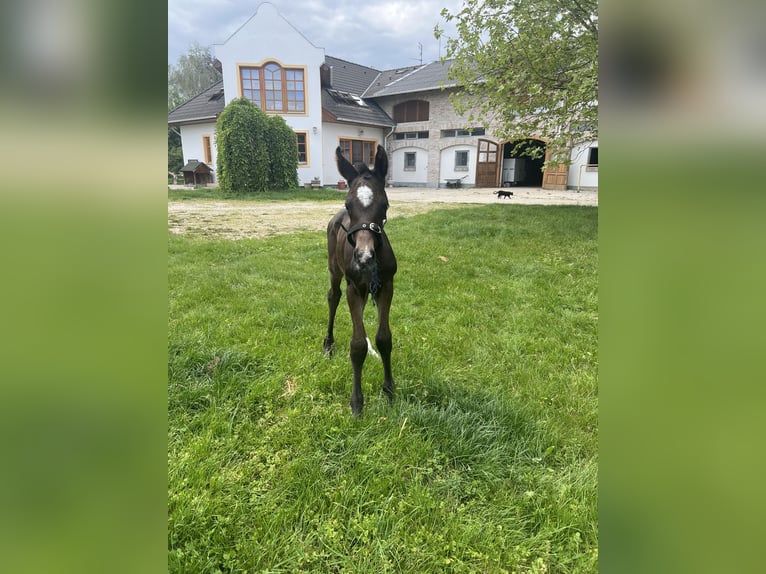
[168,204,598,573]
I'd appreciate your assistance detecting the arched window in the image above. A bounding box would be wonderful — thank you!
[263,63,283,111]
[239,62,305,113]
[393,100,429,122]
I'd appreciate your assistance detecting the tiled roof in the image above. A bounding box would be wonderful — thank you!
[168,81,225,125]
[321,89,394,127]
[167,57,459,128]
[365,60,458,97]
[360,64,421,97]
[320,55,394,127]
[324,56,381,95]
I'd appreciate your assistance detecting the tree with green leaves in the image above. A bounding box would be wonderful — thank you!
[435,0,597,165]
[168,127,183,176]
[168,43,222,110]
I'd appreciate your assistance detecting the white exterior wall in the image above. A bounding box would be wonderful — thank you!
[320,122,385,186]
[390,146,429,186]
[567,140,598,190]
[439,144,475,186]
[213,2,325,185]
[180,122,218,180]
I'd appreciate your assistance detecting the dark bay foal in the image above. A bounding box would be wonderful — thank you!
[324,146,397,416]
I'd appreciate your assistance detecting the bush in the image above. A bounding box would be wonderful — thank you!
[267,115,299,190]
[215,98,271,193]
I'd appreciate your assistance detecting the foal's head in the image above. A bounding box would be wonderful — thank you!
[336,146,389,268]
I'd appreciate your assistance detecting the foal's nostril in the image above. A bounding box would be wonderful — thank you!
[355,245,374,265]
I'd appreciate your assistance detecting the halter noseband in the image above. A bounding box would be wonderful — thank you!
[338,220,385,303]
[341,221,384,247]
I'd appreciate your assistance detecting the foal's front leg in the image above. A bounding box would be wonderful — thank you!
[346,283,368,416]
[375,280,395,401]
[323,271,342,356]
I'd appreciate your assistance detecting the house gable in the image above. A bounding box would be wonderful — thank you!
[213,2,324,110]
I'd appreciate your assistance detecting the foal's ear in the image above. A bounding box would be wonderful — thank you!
[336,147,358,183]
[374,145,388,179]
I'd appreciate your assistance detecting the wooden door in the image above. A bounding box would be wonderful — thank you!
[475,139,500,187]
[542,149,568,190]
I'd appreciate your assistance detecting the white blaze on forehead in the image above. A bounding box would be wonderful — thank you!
[356,185,374,207]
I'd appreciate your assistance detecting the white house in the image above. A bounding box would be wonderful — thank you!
[168,2,598,191]
[568,140,599,191]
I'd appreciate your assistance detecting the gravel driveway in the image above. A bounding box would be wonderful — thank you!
[168,186,597,240]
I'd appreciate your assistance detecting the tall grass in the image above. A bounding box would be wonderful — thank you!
[168,204,598,573]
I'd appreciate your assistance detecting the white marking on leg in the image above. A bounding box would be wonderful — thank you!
[366,337,380,360]
[357,185,373,207]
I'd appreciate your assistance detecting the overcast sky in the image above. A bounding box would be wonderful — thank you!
[168,0,464,71]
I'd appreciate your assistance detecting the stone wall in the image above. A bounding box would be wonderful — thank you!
[377,89,503,187]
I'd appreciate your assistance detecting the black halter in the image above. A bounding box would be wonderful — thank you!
[341,221,384,247]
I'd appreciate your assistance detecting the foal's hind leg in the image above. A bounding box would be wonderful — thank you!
[323,271,342,356]
[375,281,395,401]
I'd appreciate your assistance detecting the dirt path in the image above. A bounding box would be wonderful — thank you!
[168,186,597,240]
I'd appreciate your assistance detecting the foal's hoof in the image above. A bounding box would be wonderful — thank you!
[323,337,334,356]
